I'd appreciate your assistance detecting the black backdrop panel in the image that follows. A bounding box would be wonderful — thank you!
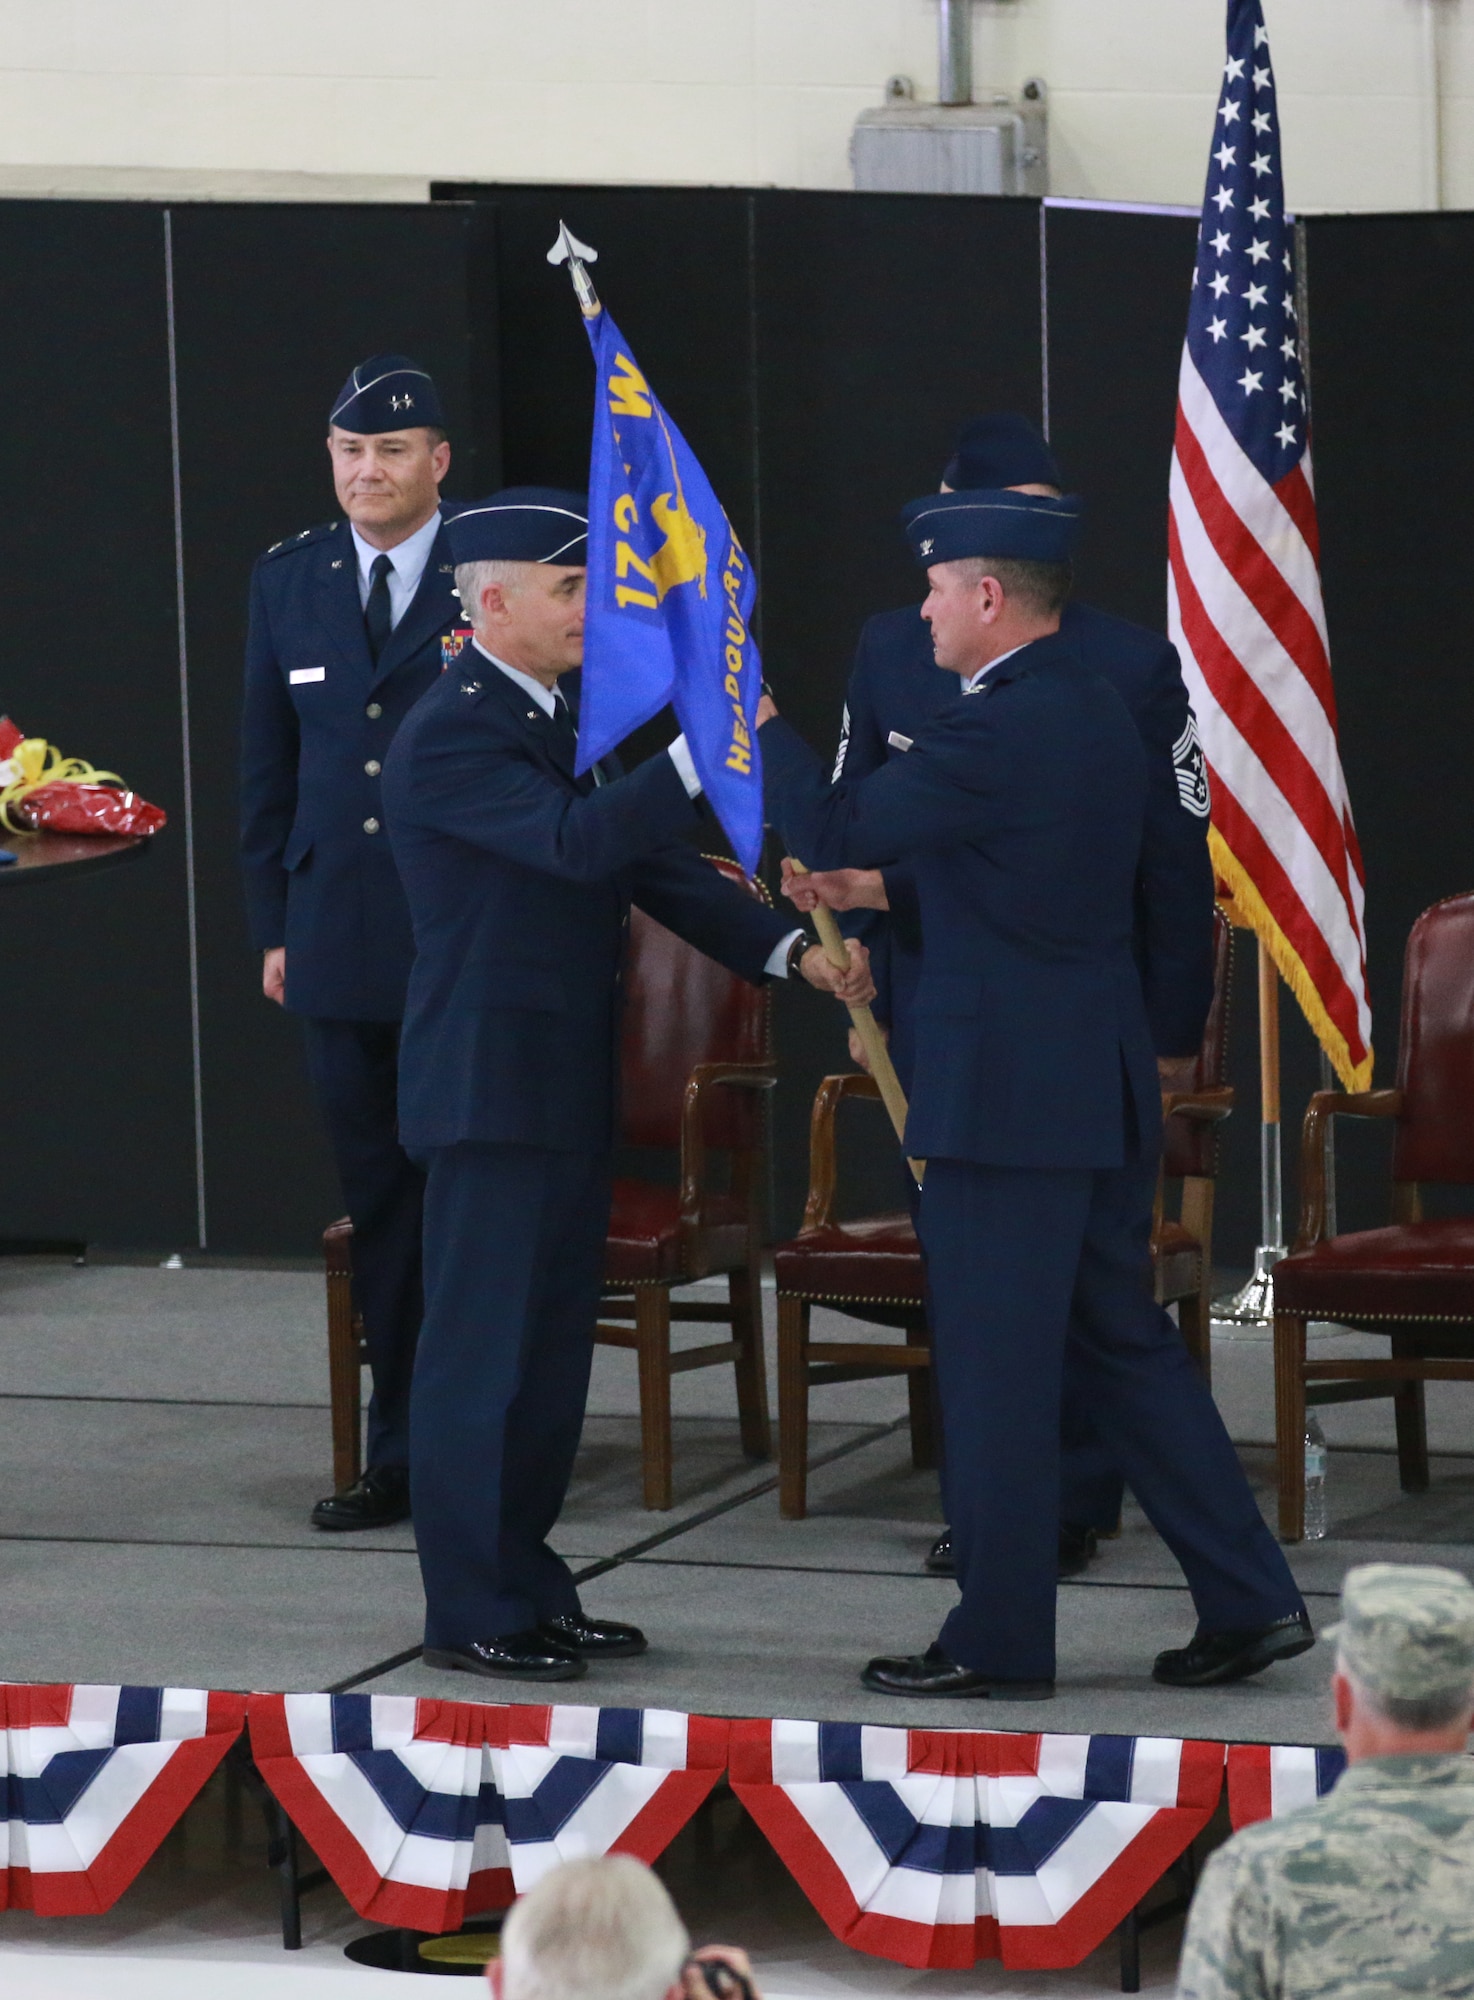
[170,202,486,1255]
[0,203,198,1247]
[1297,212,1474,1229]
[1044,205,1198,632]
[436,183,757,542]
[753,191,1045,1227]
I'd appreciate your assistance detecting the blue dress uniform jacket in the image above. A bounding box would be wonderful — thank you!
[763,634,1302,1681]
[769,633,1161,1168]
[836,599,1215,1063]
[384,666,790,1154]
[239,508,465,1021]
[383,661,792,1646]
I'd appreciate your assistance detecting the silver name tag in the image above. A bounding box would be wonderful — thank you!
[887,730,913,752]
[289,667,326,685]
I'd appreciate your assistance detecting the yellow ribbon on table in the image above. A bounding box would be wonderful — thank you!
[0,737,122,833]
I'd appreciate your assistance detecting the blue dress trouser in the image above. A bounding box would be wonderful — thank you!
[921,1156,1303,1682]
[411,1141,611,1648]
[302,1018,424,1471]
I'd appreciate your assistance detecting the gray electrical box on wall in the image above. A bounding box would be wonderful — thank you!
[851,84,1048,197]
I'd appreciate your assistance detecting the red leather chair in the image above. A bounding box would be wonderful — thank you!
[772,910,1234,1520]
[1272,892,1474,1540]
[596,856,777,1510]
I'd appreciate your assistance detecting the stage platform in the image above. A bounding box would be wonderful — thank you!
[3,1254,1473,1741]
[2,1253,1473,1995]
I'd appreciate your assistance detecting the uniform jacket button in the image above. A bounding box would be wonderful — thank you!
[365,759,381,776]
[363,816,381,835]
[366,702,383,719]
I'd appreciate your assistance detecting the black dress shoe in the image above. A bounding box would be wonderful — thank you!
[924,1531,955,1575]
[311,1464,411,1532]
[1153,1610,1315,1687]
[862,1642,1054,1700]
[924,1524,1099,1581]
[537,1612,648,1659]
[422,1631,588,1683]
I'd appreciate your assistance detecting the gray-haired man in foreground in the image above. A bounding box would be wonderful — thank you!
[492,1853,760,2000]
[1178,1561,1474,2000]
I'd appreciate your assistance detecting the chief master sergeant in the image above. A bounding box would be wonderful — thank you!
[382,487,872,1683]
[1178,1561,1474,2000]
[240,355,468,1533]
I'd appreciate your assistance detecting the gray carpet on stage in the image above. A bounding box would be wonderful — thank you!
[3,1257,1471,1744]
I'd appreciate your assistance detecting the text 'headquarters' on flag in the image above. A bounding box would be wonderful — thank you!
[576,302,766,878]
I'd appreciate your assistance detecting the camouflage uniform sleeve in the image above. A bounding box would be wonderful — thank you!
[1176,1841,1277,2000]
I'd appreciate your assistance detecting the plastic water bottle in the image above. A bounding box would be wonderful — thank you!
[1303,1414,1329,1540]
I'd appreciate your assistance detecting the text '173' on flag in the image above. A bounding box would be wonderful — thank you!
[575,302,765,877]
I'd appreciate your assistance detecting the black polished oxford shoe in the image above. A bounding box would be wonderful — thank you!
[861,1642,1054,1701]
[311,1464,411,1532]
[422,1631,588,1683]
[924,1524,1099,1581]
[1153,1610,1315,1687]
[537,1612,648,1659]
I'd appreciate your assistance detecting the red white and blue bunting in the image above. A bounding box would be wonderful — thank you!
[1226,1742,1346,1829]
[247,1695,727,1935]
[0,1682,246,1913]
[729,1719,1226,1970]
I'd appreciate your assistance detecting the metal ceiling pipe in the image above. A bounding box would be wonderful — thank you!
[938,0,973,106]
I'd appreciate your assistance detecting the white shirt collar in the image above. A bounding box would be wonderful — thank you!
[350,508,442,599]
[472,637,559,717]
[963,643,1028,694]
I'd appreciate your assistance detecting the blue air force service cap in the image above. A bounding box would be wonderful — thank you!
[943,413,1063,492]
[329,354,445,434]
[903,488,1081,568]
[445,487,589,567]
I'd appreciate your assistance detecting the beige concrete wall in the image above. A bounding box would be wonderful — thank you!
[0,0,1464,211]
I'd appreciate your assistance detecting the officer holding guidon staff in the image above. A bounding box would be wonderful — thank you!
[753,484,1308,1697]
[382,487,873,1683]
[791,411,1217,1582]
[239,355,468,1533]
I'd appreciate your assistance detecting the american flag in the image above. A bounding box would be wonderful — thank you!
[1168,0,1372,1088]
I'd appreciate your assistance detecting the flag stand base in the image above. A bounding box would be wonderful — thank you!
[1212,1243,1286,1327]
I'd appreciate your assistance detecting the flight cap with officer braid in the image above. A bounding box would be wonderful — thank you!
[329,354,446,434]
[901,487,1082,567]
[446,488,589,567]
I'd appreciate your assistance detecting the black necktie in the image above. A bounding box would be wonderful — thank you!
[364,552,393,662]
[553,689,601,792]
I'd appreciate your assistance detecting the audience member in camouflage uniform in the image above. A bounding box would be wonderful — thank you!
[1177,1561,1474,2000]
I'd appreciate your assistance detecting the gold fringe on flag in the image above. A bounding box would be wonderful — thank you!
[1210,825,1372,1093]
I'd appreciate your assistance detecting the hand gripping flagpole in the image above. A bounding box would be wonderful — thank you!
[549,222,922,1188]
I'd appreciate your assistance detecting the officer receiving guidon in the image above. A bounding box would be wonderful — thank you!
[239,354,469,1534]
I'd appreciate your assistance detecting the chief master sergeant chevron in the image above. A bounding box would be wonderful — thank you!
[756,484,1308,1698]
[239,355,467,1534]
[382,487,873,1684]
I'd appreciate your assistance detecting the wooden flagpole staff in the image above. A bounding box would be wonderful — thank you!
[786,856,924,1187]
[1214,931,1288,1324]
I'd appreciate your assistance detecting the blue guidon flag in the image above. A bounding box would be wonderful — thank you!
[577,305,765,876]
[248,1694,728,1935]
[730,1718,1225,1971]
[1225,1740,1346,1829]
[1,1682,246,1913]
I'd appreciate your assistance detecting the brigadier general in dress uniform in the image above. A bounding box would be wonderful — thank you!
[787,413,1216,1584]
[1179,1562,1474,2000]
[240,355,467,1533]
[756,486,1309,1697]
[382,488,873,1684]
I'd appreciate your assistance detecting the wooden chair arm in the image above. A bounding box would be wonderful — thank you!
[801,1071,883,1232]
[677,1059,778,1222]
[1294,1088,1404,1248]
[1160,1085,1235,1123]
